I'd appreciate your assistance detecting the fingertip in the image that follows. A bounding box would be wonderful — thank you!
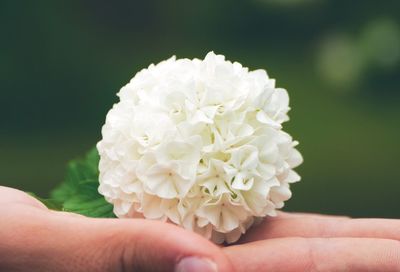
[175,257,218,272]
[133,220,235,272]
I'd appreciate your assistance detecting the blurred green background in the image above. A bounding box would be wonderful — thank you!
[1,0,399,218]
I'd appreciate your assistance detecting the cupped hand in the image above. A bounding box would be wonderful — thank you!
[4,185,400,272]
[0,186,233,272]
[224,212,400,272]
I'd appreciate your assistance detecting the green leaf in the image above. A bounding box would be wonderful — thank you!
[50,147,116,218]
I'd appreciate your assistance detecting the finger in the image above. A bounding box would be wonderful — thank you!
[0,186,47,210]
[277,211,350,220]
[1,209,233,272]
[50,210,87,218]
[241,213,400,243]
[225,237,400,272]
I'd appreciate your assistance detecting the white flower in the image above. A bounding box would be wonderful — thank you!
[97,52,303,244]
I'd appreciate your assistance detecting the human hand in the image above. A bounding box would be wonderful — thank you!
[0,186,233,272]
[5,185,400,272]
[224,212,400,272]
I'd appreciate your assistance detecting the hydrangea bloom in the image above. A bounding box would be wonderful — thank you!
[97,52,303,243]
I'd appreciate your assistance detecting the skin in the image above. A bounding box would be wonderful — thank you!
[225,213,400,271]
[1,186,400,271]
[0,186,232,272]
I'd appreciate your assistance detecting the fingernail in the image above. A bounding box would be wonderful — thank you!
[175,257,218,272]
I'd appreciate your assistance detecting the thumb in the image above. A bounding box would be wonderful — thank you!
[0,187,234,272]
[53,215,234,272]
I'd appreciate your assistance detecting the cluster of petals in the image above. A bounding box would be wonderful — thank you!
[97,52,303,243]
